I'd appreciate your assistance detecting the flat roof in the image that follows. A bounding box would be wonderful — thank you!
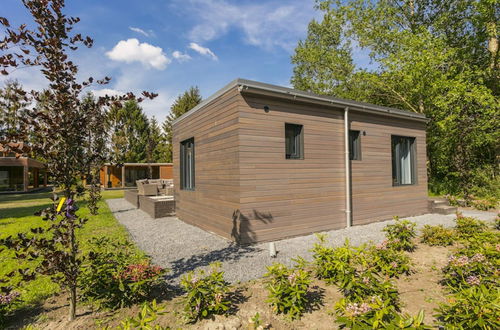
[173,78,428,125]
[103,163,172,166]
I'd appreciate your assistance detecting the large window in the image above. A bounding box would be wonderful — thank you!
[285,123,303,159]
[180,138,195,190]
[391,136,416,186]
[349,130,361,160]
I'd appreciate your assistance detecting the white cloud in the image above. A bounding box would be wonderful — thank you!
[106,38,170,70]
[129,26,150,37]
[189,42,218,60]
[172,50,192,62]
[91,88,123,98]
[180,0,318,52]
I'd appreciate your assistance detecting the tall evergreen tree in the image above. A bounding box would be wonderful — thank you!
[147,116,168,163]
[292,0,499,199]
[162,86,202,162]
[108,100,151,163]
[0,80,29,141]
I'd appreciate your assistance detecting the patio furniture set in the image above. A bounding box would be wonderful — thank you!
[124,179,175,218]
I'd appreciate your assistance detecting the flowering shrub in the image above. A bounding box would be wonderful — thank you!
[180,262,231,322]
[495,216,500,230]
[454,214,487,239]
[79,237,165,309]
[364,242,412,278]
[339,270,400,308]
[311,235,358,285]
[420,225,456,246]
[103,299,169,330]
[470,197,498,211]
[335,296,429,329]
[264,258,311,320]
[435,285,499,329]
[383,217,417,252]
[0,288,20,325]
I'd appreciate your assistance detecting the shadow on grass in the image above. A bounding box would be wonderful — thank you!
[0,190,53,203]
[165,243,260,285]
[0,204,51,219]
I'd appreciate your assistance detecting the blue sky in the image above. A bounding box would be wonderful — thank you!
[2,0,371,121]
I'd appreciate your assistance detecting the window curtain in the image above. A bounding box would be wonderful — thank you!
[400,138,412,184]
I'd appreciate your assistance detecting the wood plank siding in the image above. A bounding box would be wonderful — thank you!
[173,80,429,244]
[173,88,243,240]
[349,113,428,225]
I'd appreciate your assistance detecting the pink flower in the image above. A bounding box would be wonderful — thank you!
[390,261,398,268]
[0,291,19,305]
[288,272,298,285]
[466,275,480,286]
[376,241,388,250]
[362,276,370,284]
[471,253,485,263]
[345,302,372,317]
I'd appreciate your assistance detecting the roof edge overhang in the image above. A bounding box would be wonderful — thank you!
[103,163,173,166]
[173,78,429,125]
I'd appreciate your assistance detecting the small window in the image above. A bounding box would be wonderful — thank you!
[180,137,195,190]
[285,123,303,159]
[349,130,361,160]
[391,135,416,186]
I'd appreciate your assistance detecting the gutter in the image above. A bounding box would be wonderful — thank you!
[344,107,352,228]
[173,78,429,126]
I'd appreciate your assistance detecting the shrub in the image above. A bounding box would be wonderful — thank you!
[335,297,429,329]
[364,242,412,277]
[470,197,498,211]
[79,237,165,309]
[454,215,488,239]
[311,235,358,285]
[442,252,497,291]
[339,270,400,308]
[0,288,20,326]
[180,262,231,322]
[383,217,417,252]
[263,258,311,320]
[103,299,169,330]
[435,285,499,329]
[420,225,456,246]
[494,216,500,230]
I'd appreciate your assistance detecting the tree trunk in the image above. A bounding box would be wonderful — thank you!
[69,284,76,321]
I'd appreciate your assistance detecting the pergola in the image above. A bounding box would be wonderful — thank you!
[99,163,173,188]
[0,156,48,193]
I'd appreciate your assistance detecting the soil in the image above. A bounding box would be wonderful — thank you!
[8,243,453,330]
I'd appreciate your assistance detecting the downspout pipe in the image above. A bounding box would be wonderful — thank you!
[344,107,352,228]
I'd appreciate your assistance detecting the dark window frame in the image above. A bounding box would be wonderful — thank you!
[285,123,304,160]
[349,130,362,161]
[180,137,195,190]
[391,135,417,186]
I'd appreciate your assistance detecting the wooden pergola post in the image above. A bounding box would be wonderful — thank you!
[23,164,29,192]
[122,165,126,188]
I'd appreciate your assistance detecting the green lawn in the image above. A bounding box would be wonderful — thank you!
[0,189,135,309]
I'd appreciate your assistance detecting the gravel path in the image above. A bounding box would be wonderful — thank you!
[106,198,497,285]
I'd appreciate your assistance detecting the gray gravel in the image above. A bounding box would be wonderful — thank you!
[106,198,497,285]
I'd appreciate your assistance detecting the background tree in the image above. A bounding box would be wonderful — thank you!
[292,0,499,199]
[0,0,156,321]
[147,116,168,163]
[163,86,202,162]
[108,100,151,163]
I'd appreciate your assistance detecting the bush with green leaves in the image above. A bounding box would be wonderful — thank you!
[180,262,231,322]
[470,197,498,211]
[494,216,500,230]
[102,299,169,330]
[435,285,499,329]
[442,252,497,290]
[311,235,358,285]
[420,225,456,246]
[335,296,429,329]
[454,214,488,239]
[263,258,311,320]
[363,241,412,278]
[79,237,165,309]
[383,217,417,252]
[339,269,400,309]
[0,288,20,326]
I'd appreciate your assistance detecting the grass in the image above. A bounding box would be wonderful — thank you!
[0,189,133,309]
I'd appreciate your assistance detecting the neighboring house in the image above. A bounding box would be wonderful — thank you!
[0,155,47,192]
[172,79,428,244]
[99,163,173,188]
